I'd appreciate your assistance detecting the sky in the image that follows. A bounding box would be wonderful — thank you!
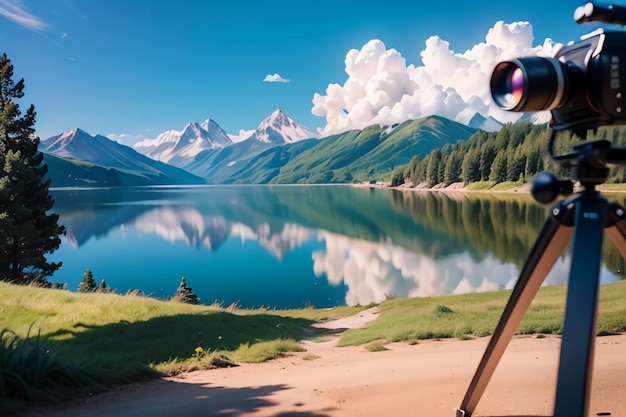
[0,0,615,145]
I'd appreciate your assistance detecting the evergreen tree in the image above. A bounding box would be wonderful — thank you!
[525,145,541,178]
[479,141,496,181]
[426,148,442,187]
[0,54,65,285]
[461,149,480,184]
[490,149,508,183]
[78,268,97,293]
[444,149,462,185]
[173,277,199,304]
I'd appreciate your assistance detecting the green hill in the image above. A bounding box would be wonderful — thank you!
[43,153,154,187]
[271,116,476,184]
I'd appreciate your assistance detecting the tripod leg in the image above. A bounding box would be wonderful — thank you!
[456,200,575,417]
[553,194,609,417]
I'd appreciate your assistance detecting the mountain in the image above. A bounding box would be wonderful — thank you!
[469,112,503,132]
[218,139,320,184]
[179,109,321,180]
[270,116,477,184]
[134,109,319,179]
[39,115,480,187]
[181,137,276,180]
[133,120,232,166]
[40,128,205,186]
[249,109,319,144]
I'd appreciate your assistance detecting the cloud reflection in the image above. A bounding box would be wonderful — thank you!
[312,230,620,306]
[63,203,622,307]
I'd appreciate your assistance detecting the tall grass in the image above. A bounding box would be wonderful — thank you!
[0,326,94,414]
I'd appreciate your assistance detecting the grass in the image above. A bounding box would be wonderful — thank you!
[467,180,498,190]
[336,280,626,347]
[465,181,626,194]
[1,279,626,413]
[466,180,525,191]
[366,341,389,352]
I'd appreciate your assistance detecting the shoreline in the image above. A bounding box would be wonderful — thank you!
[355,180,626,195]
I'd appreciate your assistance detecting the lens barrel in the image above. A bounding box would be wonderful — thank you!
[491,57,567,112]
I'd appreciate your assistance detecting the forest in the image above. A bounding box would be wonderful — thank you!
[390,122,626,187]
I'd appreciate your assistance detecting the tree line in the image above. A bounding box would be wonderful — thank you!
[390,122,626,187]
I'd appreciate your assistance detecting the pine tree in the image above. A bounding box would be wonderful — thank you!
[443,149,462,185]
[0,54,65,285]
[461,149,480,184]
[78,268,97,293]
[173,277,199,304]
[490,149,508,183]
[426,148,442,187]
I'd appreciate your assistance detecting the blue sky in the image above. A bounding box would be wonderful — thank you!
[0,0,608,144]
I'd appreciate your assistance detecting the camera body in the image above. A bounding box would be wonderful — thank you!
[490,3,626,132]
[552,30,626,130]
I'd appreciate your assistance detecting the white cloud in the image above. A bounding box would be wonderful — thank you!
[107,132,147,147]
[312,21,560,136]
[263,73,290,83]
[0,0,47,30]
[227,129,254,143]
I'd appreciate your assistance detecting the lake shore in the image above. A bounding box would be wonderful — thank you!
[27,308,626,417]
[355,180,626,195]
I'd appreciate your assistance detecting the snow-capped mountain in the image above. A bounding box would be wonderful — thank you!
[133,120,232,164]
[248,109,319,144]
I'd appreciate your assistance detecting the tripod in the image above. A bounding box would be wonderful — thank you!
[455,140,626,417]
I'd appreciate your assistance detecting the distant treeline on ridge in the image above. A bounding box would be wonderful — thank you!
[390,122,626,187]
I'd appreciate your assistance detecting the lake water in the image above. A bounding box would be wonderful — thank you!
[47,185,626,309]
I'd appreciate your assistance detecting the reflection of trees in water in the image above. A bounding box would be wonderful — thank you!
[52,185,626,281]
[391,190,626,279]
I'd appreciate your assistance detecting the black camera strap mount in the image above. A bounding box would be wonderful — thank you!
[455,139,626,417]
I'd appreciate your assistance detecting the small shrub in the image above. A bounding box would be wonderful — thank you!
[366,342,389,352]
[77,269,96,293]
[172,277,199,304]
[436,305,454,315]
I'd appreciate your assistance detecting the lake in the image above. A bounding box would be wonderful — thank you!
[47,185,626,309]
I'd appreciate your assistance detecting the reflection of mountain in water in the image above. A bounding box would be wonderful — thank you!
[135,208,231,250]
[53,186,456,256]
[50,186,625,307]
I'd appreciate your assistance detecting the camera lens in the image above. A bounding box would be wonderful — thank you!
[491,58,566,112]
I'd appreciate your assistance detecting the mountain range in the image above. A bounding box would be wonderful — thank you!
[38,109,484,187]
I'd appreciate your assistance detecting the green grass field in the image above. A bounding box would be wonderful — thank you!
[1,279,626,414]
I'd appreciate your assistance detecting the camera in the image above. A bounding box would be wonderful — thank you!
[490,2,626,132]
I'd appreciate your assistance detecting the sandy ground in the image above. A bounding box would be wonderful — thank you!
[24,308,626,417]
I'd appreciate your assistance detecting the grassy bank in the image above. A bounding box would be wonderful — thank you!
[1,279,626,413]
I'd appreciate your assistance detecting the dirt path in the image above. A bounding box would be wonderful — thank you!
[23,308,626,417]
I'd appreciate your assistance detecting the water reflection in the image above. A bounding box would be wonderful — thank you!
[49,186,625,308]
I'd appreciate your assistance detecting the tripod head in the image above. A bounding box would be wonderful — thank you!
[531,138,626,204]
